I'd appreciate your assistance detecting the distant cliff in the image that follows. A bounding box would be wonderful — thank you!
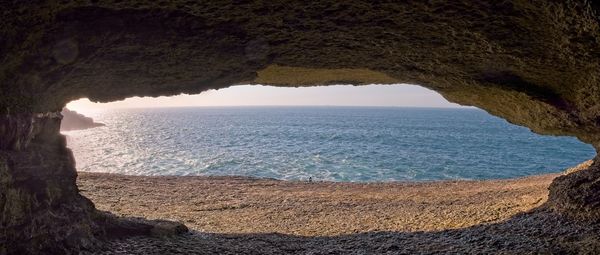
[60,108,105,131]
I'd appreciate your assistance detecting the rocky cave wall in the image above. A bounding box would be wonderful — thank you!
[1,1,600,253]
[0,113,99,254]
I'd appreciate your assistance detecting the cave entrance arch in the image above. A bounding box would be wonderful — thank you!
[1,1,599,254]
[62,83,595,245]
[63,84,595,182]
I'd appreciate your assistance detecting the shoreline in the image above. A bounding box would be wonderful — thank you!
[78,171,558,235]
[77,170,561,184]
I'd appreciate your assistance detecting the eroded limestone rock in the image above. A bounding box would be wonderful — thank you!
[548,157,600,221]
[0,113,99,254]
[1,1,599,253]
[1,2,599,146]
[95,211,188,239]
[0,113,187,254]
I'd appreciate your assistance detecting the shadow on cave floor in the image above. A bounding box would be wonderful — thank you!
[95,207,600,255]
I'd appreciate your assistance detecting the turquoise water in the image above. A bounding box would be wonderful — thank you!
[64,107,596,181]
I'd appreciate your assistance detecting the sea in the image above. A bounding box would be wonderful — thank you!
[64,106,596,182]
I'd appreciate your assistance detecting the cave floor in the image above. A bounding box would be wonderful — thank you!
[77,172,600,254]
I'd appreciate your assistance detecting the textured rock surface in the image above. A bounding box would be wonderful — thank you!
[95,212,188,238]
[0,113,99,254]
[0,113,185,254]
[1,1,599,146]
[548,156,600,221]
[60,108,104,131]
[1,0,600,253]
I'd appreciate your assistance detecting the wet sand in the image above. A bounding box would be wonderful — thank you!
[77,170,600,254]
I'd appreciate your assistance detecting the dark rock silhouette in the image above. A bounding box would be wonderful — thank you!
[60,108,105,131]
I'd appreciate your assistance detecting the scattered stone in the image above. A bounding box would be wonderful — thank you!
[78,171,599,253]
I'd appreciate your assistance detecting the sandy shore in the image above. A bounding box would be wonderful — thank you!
[77,172,600,254]
[78,173,555,235]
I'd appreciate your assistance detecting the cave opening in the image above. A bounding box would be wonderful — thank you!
[2,1,600,253]
[53,84,600,253]
[62,84,595,182]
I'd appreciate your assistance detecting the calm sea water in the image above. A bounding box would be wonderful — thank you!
[64,107,596,182]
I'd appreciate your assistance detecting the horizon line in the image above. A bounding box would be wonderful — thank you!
[69,104,476,111]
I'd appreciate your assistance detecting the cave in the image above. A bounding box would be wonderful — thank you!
[1,1,600,254]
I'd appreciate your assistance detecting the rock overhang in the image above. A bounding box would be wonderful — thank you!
[1,1,600,253]
[2,1,600,148]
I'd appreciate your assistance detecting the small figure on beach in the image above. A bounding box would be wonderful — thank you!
[308,176,313,182]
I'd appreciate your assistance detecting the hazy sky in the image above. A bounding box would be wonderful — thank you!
[67,84,467,113]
